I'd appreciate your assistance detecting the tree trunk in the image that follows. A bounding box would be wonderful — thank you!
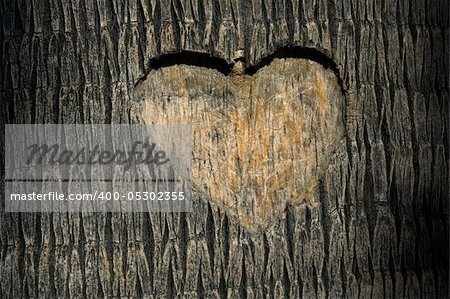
[1,0,448,298]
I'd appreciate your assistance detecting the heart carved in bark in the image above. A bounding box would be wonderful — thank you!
[133,55,345,231]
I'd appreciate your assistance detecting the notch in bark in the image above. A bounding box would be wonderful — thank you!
[133,50,346,232]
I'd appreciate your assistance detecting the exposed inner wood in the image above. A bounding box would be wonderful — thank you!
[134,58,345,230]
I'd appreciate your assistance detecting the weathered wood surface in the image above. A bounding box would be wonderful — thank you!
[134,59,345,232]
[1,0,448,298]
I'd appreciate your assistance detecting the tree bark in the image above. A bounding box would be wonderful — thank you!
[1,0,448,298]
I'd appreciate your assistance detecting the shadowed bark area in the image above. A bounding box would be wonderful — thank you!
[1,0,448,298]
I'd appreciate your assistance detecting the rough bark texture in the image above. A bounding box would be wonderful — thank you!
[1,0,449,298]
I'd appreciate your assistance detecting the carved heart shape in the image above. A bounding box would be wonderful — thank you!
[133,57,345,231]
